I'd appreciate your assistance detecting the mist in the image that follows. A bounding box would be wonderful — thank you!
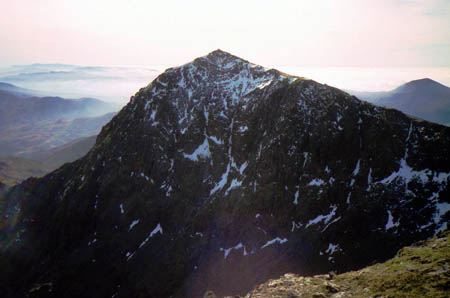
[0,64,162,104]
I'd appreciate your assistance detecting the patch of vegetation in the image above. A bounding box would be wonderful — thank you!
[237,231,449,298]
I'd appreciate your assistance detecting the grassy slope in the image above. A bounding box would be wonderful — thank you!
[226,231,449,298]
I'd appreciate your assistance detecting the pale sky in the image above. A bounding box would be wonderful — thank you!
[1,0,449,68]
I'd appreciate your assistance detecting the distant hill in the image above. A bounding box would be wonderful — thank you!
[0,156,52,186]
[349,78,450,126]
[0,112,114,157]
[0,135,98,186]
[0,85,117,127]
[0,83,117,157]
[0,82,39,96]
[30,135,97,169]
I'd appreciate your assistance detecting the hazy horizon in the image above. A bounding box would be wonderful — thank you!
[1,61,449,104]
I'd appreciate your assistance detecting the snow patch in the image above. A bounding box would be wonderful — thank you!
[209,135,223,145]
[220,242,247,259]
[210,163,231,195]
[308,178,325,186]
[434,202,450,232]
[385,210,399,230]
[184,137,211,161]
[293,189,299,205]
[225,178,243,195]
[128,219,140,231]
[306,205,337,228]
[261,237,288,248]
[138,223,163,249]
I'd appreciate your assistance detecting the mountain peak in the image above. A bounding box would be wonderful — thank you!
[395,78,449,93]
[141,51,295,118]
[204,49,248,64]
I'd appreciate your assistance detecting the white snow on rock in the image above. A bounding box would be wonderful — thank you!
[325,243,340,255]
[128,219,140,231]
[350,159,361,187]
[138,223,163,249]
[225,178,242,195]
[210,163,231,195]
[379,158,450,186]
[308,178,325,186]
[220,242,247,259]
[293,189,299,205]
[184,137,211,161]
[88,232,98,246]
[324,243,342,261]
[385,210,400,230]
[209,135,223,145]
[239,161,248,175]
[261,237,288,248]
[126,224,164,261]
[434,202,450,232]
[291,221,303,232]
[306,205,337,228]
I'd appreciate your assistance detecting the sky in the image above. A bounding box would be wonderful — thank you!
[0,0,449,92]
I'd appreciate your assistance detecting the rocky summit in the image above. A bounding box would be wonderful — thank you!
[1,50,450,298]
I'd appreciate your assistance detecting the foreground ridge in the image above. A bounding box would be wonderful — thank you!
[229,231,449,298]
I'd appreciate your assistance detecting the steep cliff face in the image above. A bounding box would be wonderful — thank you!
[1,50,449,298]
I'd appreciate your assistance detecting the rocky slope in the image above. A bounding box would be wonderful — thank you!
[1,50,449,298]
[237,230,449,298]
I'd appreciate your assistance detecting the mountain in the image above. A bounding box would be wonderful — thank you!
[349,78,450,126]
[236,230,450,298]
[1,50,449,298]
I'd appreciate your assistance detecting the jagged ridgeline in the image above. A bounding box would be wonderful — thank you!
[1,50,449,298]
